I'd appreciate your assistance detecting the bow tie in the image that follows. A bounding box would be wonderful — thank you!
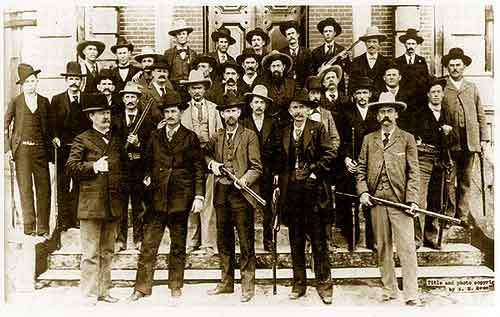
[118,65,130,69]
[177,48,188,54]
[96,129,111,140]
[368,56,376,61]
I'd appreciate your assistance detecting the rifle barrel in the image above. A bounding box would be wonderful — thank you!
[220,166,266,206]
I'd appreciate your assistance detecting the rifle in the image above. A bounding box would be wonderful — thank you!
[220,166,266,206]
[53,144,59,236]
[350,127,356,251]
[322,39,362,69]
[479,151,487,216]
[335,192,463,225]
[124,96,154,151]
[9,158,18,229]
[272,187,280,295]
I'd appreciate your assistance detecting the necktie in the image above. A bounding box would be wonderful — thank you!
[291,48,297,58]
[73,95,79,104]
[294,129,302,141]
[226,132,233,146]
[220,54,226,63]
[167,128,175,141]
[128,114,135,127]
[194,101,203,121]
[383,132,390,147]
[160,87,166,97]
[327,44,334,56]
[91,64,97,76]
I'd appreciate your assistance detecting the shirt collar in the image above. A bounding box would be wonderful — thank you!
[367,52,378,60]
[152,81,166,94]
[381,127,396,140]
[243,73,257,83]
[405,53,415,62]
[166,124,180,135]
[126,108,138,116]
[450,77,463,89]
[326,90,338,101]
[85,60,97,70]
[226,124,239,138]
[324,41,335,51]
[67,90,80,99]
[293,120,306,132]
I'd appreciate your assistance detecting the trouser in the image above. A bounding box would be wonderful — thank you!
[259,174,274,247]
[371,186,418,301]
[451,150,476,224]
[80,218,118,298]
[14,144,51,235]
[135,211,189,294]
[57,144,79,229]
[214,182,255,296]
[187,174,216,249]
[117,159,145,245]
[286,179,332,296]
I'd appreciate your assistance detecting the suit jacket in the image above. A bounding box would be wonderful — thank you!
[319,93,350,125]
[349,53,389,93]
[79,61,99,93]
[114,108,155,163]
[144,125,205,213]
[205,80,250,113]
[356,127,420,205]
[255,77,296,121]
[410,103,456,153]
[310,107,340,155]
[311,42,351,94]
[164,46,199,82]
[110,64,141,92]
[50,91,90,144]
[207,51,236,81]
[181,98,223,140]
[205,125,263,208]
[279,46,314,88]
[4,93,54,160]
[140,83,171,125]
[442,78,487,152]
[65,129,126,219]
[394,54,429,101]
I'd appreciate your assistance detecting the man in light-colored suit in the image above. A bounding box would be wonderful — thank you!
[356,92,421,306]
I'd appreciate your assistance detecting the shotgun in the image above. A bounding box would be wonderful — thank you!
[220,166,266,206]
[125,96,154,151]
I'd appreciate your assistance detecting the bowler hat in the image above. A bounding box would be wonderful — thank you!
[81,93,113,112]
[318,65,343,84]
[244,85,273,104]
[383,60,401,74]
[191,54,218,70]
[427,76,447,91]
[168,19,194,37]
[211,26,236,45]
[441,47,472,67]
[261,50,293,74]
[60,61,87,77]
[246,27,270,45]
[290,88,314,107]
[16,63,41,85]
[158,90,187,111]
[279,20,300,36]
[119,81,143,96]
[359,26,387,42]
[350,76,374,92]
[398,28,424,45]
[146,56,171,71]
[220,60,245,77]
[179,69,212,88]
[367,92,406,112]
[304,76,322,91]
[134,47,163,63]
[111,37,134,54]
[236,48,262,65]
[77,39,105,59]
[95,68,116,84]
[317,18,342,37]
[217,95,246,111]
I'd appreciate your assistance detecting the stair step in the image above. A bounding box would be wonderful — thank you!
[36,265,495,291]
[48,243,483,270]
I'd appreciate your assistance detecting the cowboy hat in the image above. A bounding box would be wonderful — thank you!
[261,50,293,74]
[191,54,218,70]
[279,20,300,36]
[179,69,212,88]
[304,76,322,91]
[245,27,270,45]
[81,93,113,112]
[290,88,315,107]
[442,47,472,66]
[217,94,246,111]
[350,76,374,92]
[145,56,170,71]
[158,90,188,111]
[318,65,343,84]
[220,60,245,77]
[95,68,116,84]
[60,61,87,77]
[168,19,194,37]
[359,26,387,42]
[317,18,342,37]
[119,81,143,96]
[16,63,41,84]
[134,47,163,63]
[77,39,105,59]
[236,48,262,65]
[398,28,424,45]
[244,85,273,104]
[111,36,134,54]
[427,76,447,91]
[367,92,406,112]
[211,26,236,45]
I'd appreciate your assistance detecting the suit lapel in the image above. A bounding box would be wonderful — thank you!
[302,120,313,150]
[283,125,291,156]
[262,116,272,143]
[386,128,401,149]
[169,125,185,149]
[206,100,216,137]
[231,125,244,156]
[374,130,384,150]
[216,129,225,161]
[87,129,109,154]
[181,104,194,131]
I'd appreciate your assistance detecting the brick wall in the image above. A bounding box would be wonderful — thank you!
[308,5,353,50]
[118,6,156,63]
[419,6,435,74]
[371,5,394,58]
[170,6,204,53]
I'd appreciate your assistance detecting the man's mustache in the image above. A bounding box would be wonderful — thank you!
[70,83,80,88]
[225,78,236,85]
[126,102,135,107]
[158,75,166,80]
[381,116,391,123]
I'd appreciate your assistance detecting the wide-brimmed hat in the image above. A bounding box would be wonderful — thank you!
[134,47,163,63]
[211,26,236,45]
[158,90,187,111]
[220,60,245,77]
[60,61,87,77]
[290,88,314,107]
[279,20,300,36]
[427,76,447,91]
[317,18,342,37]
[318,65,343,84]
[81,93,113,112]
[16,63,41,84]
[168,19,194,37]
[95,68,115,84]
[191,54,218,70]
[442,47,472,67]
[304,76,322,91]
[217,94,246,111]
[77,39,105,59]
[261,50,293,74]
[359,26,387,42]
[146,56,170,71]
[367,92,406,112]
[350,76,374,92]
[179,69,212,88]
[111,37,134,54]
[236,48,262,65]
[398,28,424,45]
[244,85,273,104]
[246,27,270,45]
[119,81,142,96]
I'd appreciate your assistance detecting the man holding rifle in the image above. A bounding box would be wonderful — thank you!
[205,95,262,303]
[356,92,421,306]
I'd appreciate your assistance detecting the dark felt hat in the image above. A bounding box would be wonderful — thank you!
[145,56,171,71]
[111,36,134,54]
[220,60,245,77]
[191,54,218,70]
[442,47,472,66]
[95,68,116,84]
[236,48,262,65]
[290,88,314,107]
[77,39,105,59]
[304,76,322,91]
[211,26,236,45]
[427,76,447,91]
[279,20,300,36]
[245,27,270,45]
[217,94,246,111]
[16,63,41,84]
[317,18,342,37]
[81,93,113,112]
[383,60,401,74]
[158,90,187,111]
[398,28,424,45]
[350,76,374,92]
[60,61,87,77]
[261,50,293,74]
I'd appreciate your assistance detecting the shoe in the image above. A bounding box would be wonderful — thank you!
[186,246,198,254]
[28,232,36,237]
[240,293,254,303]
[288,289,306,300]
[171,288,182,298]
[382,294,397,302]
[423,242,441,250]
[405,299,423,306]
[98,295,119,303]
[207,285,234,295]
[115,242,126,252]
[39,233,50,240]
[202,247,215,256]
[320,294,332,305]
[127,290,147,302]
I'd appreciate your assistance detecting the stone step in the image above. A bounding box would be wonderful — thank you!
[48,243,483,270]
[36,265,495,292]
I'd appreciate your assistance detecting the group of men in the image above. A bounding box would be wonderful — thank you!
[5,16,488,307]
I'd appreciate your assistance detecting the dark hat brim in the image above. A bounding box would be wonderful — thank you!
[158,102,188,111]
[192,56,218,69]
[16,69,41,84]
[111,43,134,54]
[211,32,236,45]
[168,27,194,37]
[442,53,472,67]
[119,90,142,96]
[77,40,105,59]
[279,21,300,36]
[220,62,245,77]
[261,52,293,74]
[236,52,261,65]
[398,34,424,45]
[82,105,114,113]
[60,72,87,77]
[427,77,447,91]
[317,18,342,37]
[246,29,270,44]
[179,78,212,89]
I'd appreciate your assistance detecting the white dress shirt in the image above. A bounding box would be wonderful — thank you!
[366,53,378,69]
[252,114,264,132]
[357,104,368,120]
[24,93,38,113]
[125,109,138,126]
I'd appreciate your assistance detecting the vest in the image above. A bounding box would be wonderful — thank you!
[220,134,235,185]
[288,133,305,171]
[376,163,392,191]
[191,102,210,146]
[21,104,44,144]
[170,53,191,82]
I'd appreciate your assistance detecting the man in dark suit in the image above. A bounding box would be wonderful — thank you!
[276,89,335,304]
[241,85,281,251]
[349,26,389,94]
[311,18,351,95]
[356,92,421,306]
[335,76,378,250]
[126,90,205,301]
[318,65,349,124]
[131,47,171,90]
[278,20,313,88]
[140,58,174,125]
[205,95,262,303]
[237,49,264,91]
[394,29,430,107]
[246,27,269,58]
[66,93,125,305]
[77,39,105,93]
[208,26,237,80]
[51,61,89,231]
[110,37,141,92]
[5,64,54,237]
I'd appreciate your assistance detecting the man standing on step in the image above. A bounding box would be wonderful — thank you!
[66,93,125,306]
[206,95,262,303]
[356,92,421,306]
[77,39,105,93]
[208,26,237,81]
[127,90,205,301]
[132,47,173,90]
[110,37,140,93]
[276,89,335,305]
